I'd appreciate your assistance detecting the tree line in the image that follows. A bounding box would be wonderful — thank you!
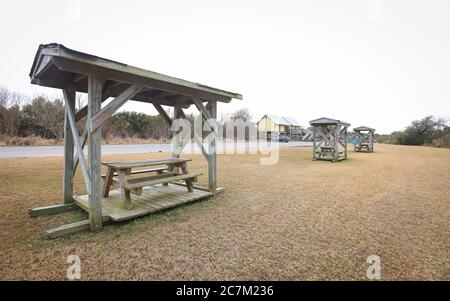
[375,116,450,147]
[2,85,448,147]
[0,85,255,145]
[0,85,186,143]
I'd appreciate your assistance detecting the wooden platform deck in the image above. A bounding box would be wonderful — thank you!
[74,184,213,222]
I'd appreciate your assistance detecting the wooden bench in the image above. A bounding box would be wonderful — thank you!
[317,146,344,158]
[101,167,167,179]
[109,170,177,196]
[320,146,335,153]
[121,172,201,207]
[123,172,201,192]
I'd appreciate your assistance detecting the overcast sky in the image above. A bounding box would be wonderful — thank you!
[0,0,449,134]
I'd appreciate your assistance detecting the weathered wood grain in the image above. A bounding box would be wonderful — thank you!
[91,84,143,131]
[123,172,201,191]
[63,82,76,204]
[88,76,103,231]
[28,203,78,217]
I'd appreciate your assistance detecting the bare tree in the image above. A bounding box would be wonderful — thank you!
[0,86,9,107]
[223,108,254,141]
[76,93,87,112]
[24,95,65,139]
[230,108,252,122]
[0,86,24,136]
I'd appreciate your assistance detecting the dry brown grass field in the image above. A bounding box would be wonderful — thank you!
[0,144,448,280]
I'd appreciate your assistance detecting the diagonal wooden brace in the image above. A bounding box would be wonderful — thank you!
[91,84,143,132]
[63,95,91,194]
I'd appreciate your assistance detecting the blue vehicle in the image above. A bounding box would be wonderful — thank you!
[279,135,290,143]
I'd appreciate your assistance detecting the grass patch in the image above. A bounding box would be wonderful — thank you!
[0,144,449,280]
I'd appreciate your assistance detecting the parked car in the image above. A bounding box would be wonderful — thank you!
[279,135,290,143]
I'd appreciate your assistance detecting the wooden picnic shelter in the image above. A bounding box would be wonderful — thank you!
[353,126,375,152]
[27,44,242,238]
[309,117,350,162]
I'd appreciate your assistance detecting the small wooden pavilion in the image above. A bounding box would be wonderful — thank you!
[309,117,350,162]
[353,126,375,152]
[27,44,242,238]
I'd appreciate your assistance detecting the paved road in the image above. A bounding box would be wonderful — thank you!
[0,142,312,158]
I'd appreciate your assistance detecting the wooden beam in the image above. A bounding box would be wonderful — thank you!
[344,127,348,158]
[206,100,217,194]
[73,122,89,176]
[73,74,87,82]
[189,109,209,159]
[63,83,76,204]
[177,107,192,156]
[194,131,209,159]
[45,220,91,239]
[192,97,212,120]
[91,84,143,131]
[28,203,78,217]
[64,90,91,194]
[88,76,103,232]
[334,125,340,162]
[45,216,110,239]
[312,127,317,160]
[74,81,125,122]
[152,103,173,127]
[172,105,183,158]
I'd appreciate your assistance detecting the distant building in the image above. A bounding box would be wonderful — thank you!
[257,114,303,141]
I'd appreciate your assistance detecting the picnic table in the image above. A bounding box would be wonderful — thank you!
[102,158,201,209]
[320,146,335,153]
[317,146,344,157]
[355,142,370,151]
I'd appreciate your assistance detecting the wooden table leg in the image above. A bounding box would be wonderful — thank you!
[163,163,176,186]
[102,167,115,198]
[180,162,193,192]
[118,169,133,209]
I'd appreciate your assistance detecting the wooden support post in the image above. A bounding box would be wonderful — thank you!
[206,100,217,194]
[370,130,374,152]
[75,82,125,122]
[312,127,317,160]
[65,103,91,193]
[344,127,348,158]
[335,125,340,162]
[63,83,76,204]
[173,105,182,159]
[181,162,193,192]
[118,169,132,209]
[88,76,103,232]
[91,84,143,131]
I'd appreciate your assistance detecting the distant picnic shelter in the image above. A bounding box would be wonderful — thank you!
[353,126,375,152]
[28,44,242,238]
[309,117,350,162]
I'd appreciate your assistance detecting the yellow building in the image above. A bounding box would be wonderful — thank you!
[257,114,302,141]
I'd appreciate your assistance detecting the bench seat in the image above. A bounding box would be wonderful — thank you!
[123,172,202,191]
[101,167,167,178]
